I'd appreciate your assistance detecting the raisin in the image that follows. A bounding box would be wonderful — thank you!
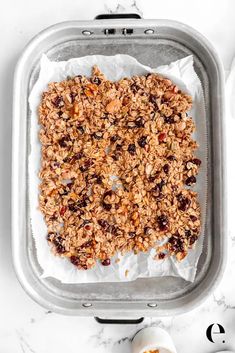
[157,215,169,231]
[111,154,119,161]
[101,258,111,266]
[77,198,88,208]
[177,194,191,211]
[56,244,66,254]
[72,152,84,161]
[98,219,109,229]
[110,135,119,143]
[163,164,169,174]
[77,126,85,134]
[131,83,140,93]
[116,144,122,151]
[129,231,136,238]
[185,229,191,238]
[167,155,176,161]
[192,158,201,166]
[92,77,101,85]
[185,176,196,186]
[70,256,81,267]
[92,173,102,184]
[70,92,77,103]
[79,159,93,172]
[149,94,156,104]
[190,215,198,222]
[103,190,113,199]
[92,131,103,140]
[53,96,63,108]
[128,143,136,155]
[58,136,69,147]
[68,203,78,212]
[47,232,55,242]
[138,136,147,148]
[164,116,175,124]
[144,227,151,235]
[135,117,144,127]
[102,202,112,211]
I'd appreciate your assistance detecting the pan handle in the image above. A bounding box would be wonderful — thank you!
[95,14,141,20]
[95,317,144,324]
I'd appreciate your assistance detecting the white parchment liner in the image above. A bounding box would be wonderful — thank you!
[29,54,207,283]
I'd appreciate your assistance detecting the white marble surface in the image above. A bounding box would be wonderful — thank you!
[1,0,235,352]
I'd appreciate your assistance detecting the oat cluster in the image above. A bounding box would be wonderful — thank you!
[38,66,201,270]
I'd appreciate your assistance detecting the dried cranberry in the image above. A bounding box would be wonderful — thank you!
[189,235,198,246]
[98,219,109,229]
[53,96,63,108]
[60,206,67,216]
[192,158,201,166]
[185,176,196,186]
[101,258,111,266]
[168,235,184,253]
[164,116,175,124]
[128,143,136,155]
[135,117,144,127]
[177,194,191,211]
[129,231,136,238]
[158,252,166,260]
[110,135,119,143]
[157,214,169,231]
[163,164,169,174]
[158,132,166,142]
[138,136,147,148]
[71,256,78,266]
[190,215,198,222]
[102,202,112,211]
[77,126,85,134]
[167,155,176,161]
[92,77,101,85]
[58,136,69,147]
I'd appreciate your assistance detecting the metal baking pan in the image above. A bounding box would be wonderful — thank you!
[12,14,226,317]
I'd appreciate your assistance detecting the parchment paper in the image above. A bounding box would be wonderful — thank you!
[29,54,207,283]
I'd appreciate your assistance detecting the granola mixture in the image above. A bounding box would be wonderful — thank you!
[38,66,201,270]
[144,350,159,353]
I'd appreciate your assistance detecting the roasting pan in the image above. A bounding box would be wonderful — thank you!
[12,14,226,318]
